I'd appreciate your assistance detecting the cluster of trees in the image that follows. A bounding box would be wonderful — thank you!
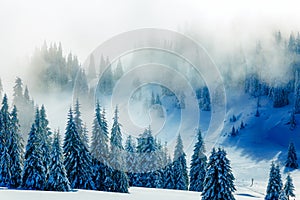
[12,77,34,139]
[0,91,238,198]
[6,92,298,200]
[196,86,211,111]
[244,31,300,115]
[30,42,81,92]
[265,162,295,200]
[286,142,298,169]
[124,132,188,190]
[263,142,299,200]
[0,96,128,192]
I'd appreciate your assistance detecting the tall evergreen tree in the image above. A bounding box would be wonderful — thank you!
[73,70,89,104]
[74,99,89,149]
[109,106,128,193]
[265,162,282,200]
[39,105,52,179]
[273,86,289,108]
[285,142,298,169]
[110,106,124,168]
[87,54,97,80]
[173,158,187,190]
[114,59,124,81]
[98,57,114,95]
[21,124,46,190]
[9,106,24,188]
[283,174,295,200]
[173,134,188,190]
[63,108,95,190]
[12,78,34,139]
[202,148,236,200]
[0,144,10,187]
[0,95,11,187]
[12,77,23,106]
[189,129,207,192]
[135,127,162,187]
[125,135,136,186]
[91,101,109,164]
[163,162,175,189]
[47,131,71,191]
[90,102,112,191]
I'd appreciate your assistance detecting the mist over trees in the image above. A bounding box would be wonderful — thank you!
[3,28,300,197]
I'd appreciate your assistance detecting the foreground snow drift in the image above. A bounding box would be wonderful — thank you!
[0,187,264,200]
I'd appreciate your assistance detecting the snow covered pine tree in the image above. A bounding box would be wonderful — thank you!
[47,131,71,191]
[202,148,236,200]
[189,129,207,192]
[265,162,282,200]
[285,142,298,169]
[63,108,95,190]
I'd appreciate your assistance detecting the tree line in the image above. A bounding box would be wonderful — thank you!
[0,90,298,199]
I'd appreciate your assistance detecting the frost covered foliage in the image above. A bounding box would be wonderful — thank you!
[283,174,295,199]
[285,142,298,169]
[47,132,70,191]
[173,134,188,190]
[63,108,95,190]
[0,96,23,188]
[109,106,128,193]
[21,124,46,190]
[202,148,236,200]
[189,130,207,192]
[91,101,109,164]
[265,162,282,200]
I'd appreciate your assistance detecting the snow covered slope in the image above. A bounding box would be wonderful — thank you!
[0,187,263,200]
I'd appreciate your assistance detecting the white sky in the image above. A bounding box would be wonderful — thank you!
[0,0,300,91]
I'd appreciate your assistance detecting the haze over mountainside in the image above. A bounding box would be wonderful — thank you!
[2,1,300,199]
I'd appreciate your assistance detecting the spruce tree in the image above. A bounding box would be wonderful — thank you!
[91,101,109,164]
[93,158,113,191]
[189,129,207,192]
[74,99,89,149]
[99,58,114,95]
[289,111,296,130]
[114,59,124,81]
[173,134,188,190]
[91,102,111,191]
[109,106,128,193]
[63,108,95,190]
[285,142,298,169]
[265,162,282,200]
[125,135,136,186]
[39,105,52,179]
[47,131,71,191]
[202,148,236,200]
[87,54,96,80]
[0,95,11,187]
[0,144,10,187]
[22,124,46,190]
[135,127,162,187]
[9,106,24,188]
[12,77,23,106]
[110,106,124,168]
[163,162,174,189]
[283,174,295,199]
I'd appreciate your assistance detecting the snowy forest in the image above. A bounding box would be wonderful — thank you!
[0,28,300,200]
